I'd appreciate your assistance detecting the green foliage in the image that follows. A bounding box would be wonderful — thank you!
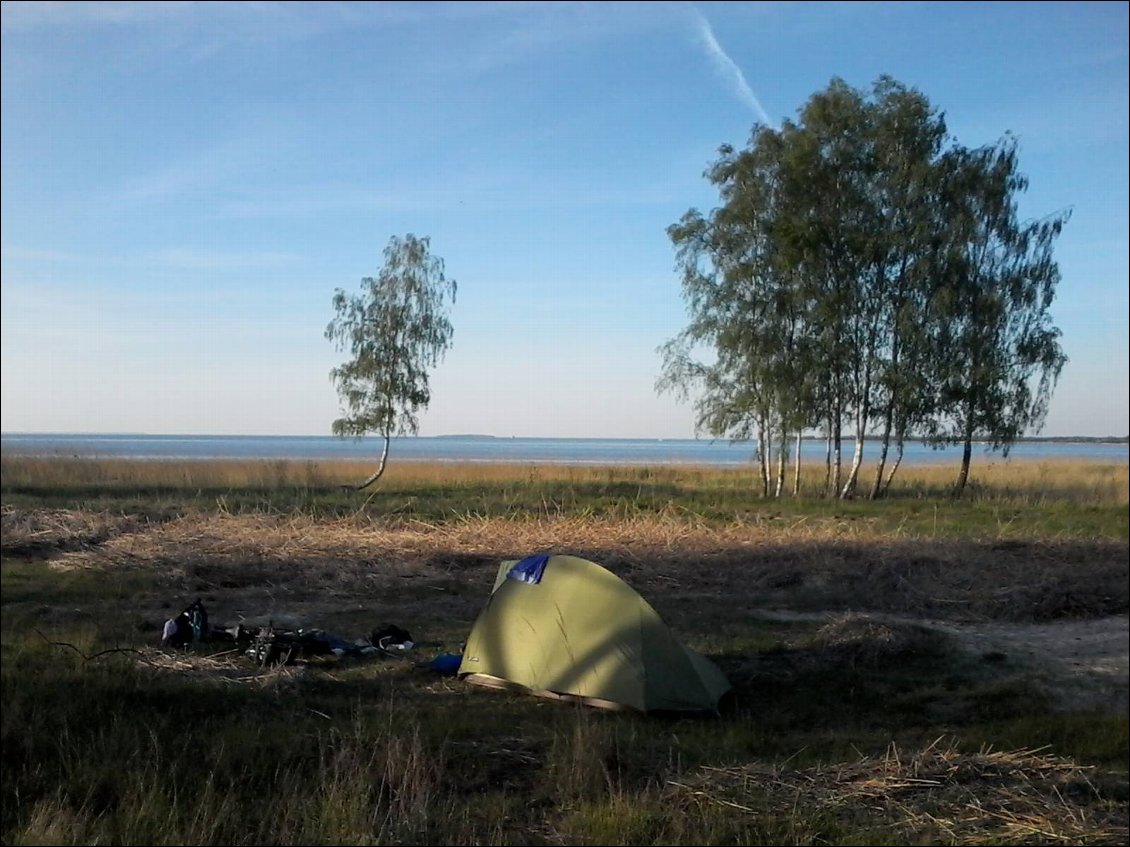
[326,234,456,489]
[661,76,1068,500]
[932,139,1069,492]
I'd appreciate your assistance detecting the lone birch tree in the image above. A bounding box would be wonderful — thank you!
[325,234,456,491]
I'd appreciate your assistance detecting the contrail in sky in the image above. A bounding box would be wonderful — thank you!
[691,7,774,127]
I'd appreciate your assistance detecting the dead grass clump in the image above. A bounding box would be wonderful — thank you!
[811,613,937,666]
[0,505,148,559]
[140,646,311,689]
[667,738,1128,845]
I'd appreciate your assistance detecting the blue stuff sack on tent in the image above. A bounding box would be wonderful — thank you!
[506,554,550,585]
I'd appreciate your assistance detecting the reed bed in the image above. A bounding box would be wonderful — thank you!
[2,455,1126,506]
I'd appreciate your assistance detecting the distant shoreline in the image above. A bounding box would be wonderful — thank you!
[2,432,1127,444]
[2,432,1125,468]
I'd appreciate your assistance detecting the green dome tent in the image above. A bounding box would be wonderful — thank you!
[458,554,731,713]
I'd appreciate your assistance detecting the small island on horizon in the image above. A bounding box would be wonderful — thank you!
[431,433,501,441]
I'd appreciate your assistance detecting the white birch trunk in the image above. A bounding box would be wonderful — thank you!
[824,428,833,492]
[352,433,391,491]
[841,380,872,500]
[880,440,904,497]
[793,431,802,496]
[831,418,843,498]
[757,420,770,497]
[774,431,787,498]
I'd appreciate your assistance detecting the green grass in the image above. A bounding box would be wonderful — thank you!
[2,620,1124,846]
[1,457,1127,844]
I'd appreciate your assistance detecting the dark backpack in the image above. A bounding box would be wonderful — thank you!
[162,599,209,648]
[371,624,413,650]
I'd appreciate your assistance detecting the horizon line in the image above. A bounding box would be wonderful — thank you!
[2,431,1128,443]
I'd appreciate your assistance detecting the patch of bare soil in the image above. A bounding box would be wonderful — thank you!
[935,615,1129,713]
[755,608,1130,713]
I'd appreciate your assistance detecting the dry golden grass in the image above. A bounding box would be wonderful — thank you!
[668,738,1129,845]
[139,647,312,689]
[3,508,1122,629]
[2,455,1126,505]
[808,613,938,665]
[0,504,150,556]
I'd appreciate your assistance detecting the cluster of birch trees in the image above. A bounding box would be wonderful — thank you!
[659,76,1068,498]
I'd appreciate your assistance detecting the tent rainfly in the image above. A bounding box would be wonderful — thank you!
[458,554,731,713]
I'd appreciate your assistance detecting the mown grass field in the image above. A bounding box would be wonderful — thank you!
[1,457,1127,845]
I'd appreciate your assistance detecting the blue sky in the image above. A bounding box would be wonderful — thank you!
[2,1,1126,439]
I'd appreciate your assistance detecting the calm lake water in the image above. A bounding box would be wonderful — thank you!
[1,433,1126,467]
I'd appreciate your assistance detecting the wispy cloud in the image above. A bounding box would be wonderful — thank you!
[689,6,774,127]
[107,121,300,209]
[1,1,194,34]
[0,245,83,263]
[1,1,364,56]
[0,1,525,40]
[145,248,301,271]
[216,175,686,219]
[0,244,299,272]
